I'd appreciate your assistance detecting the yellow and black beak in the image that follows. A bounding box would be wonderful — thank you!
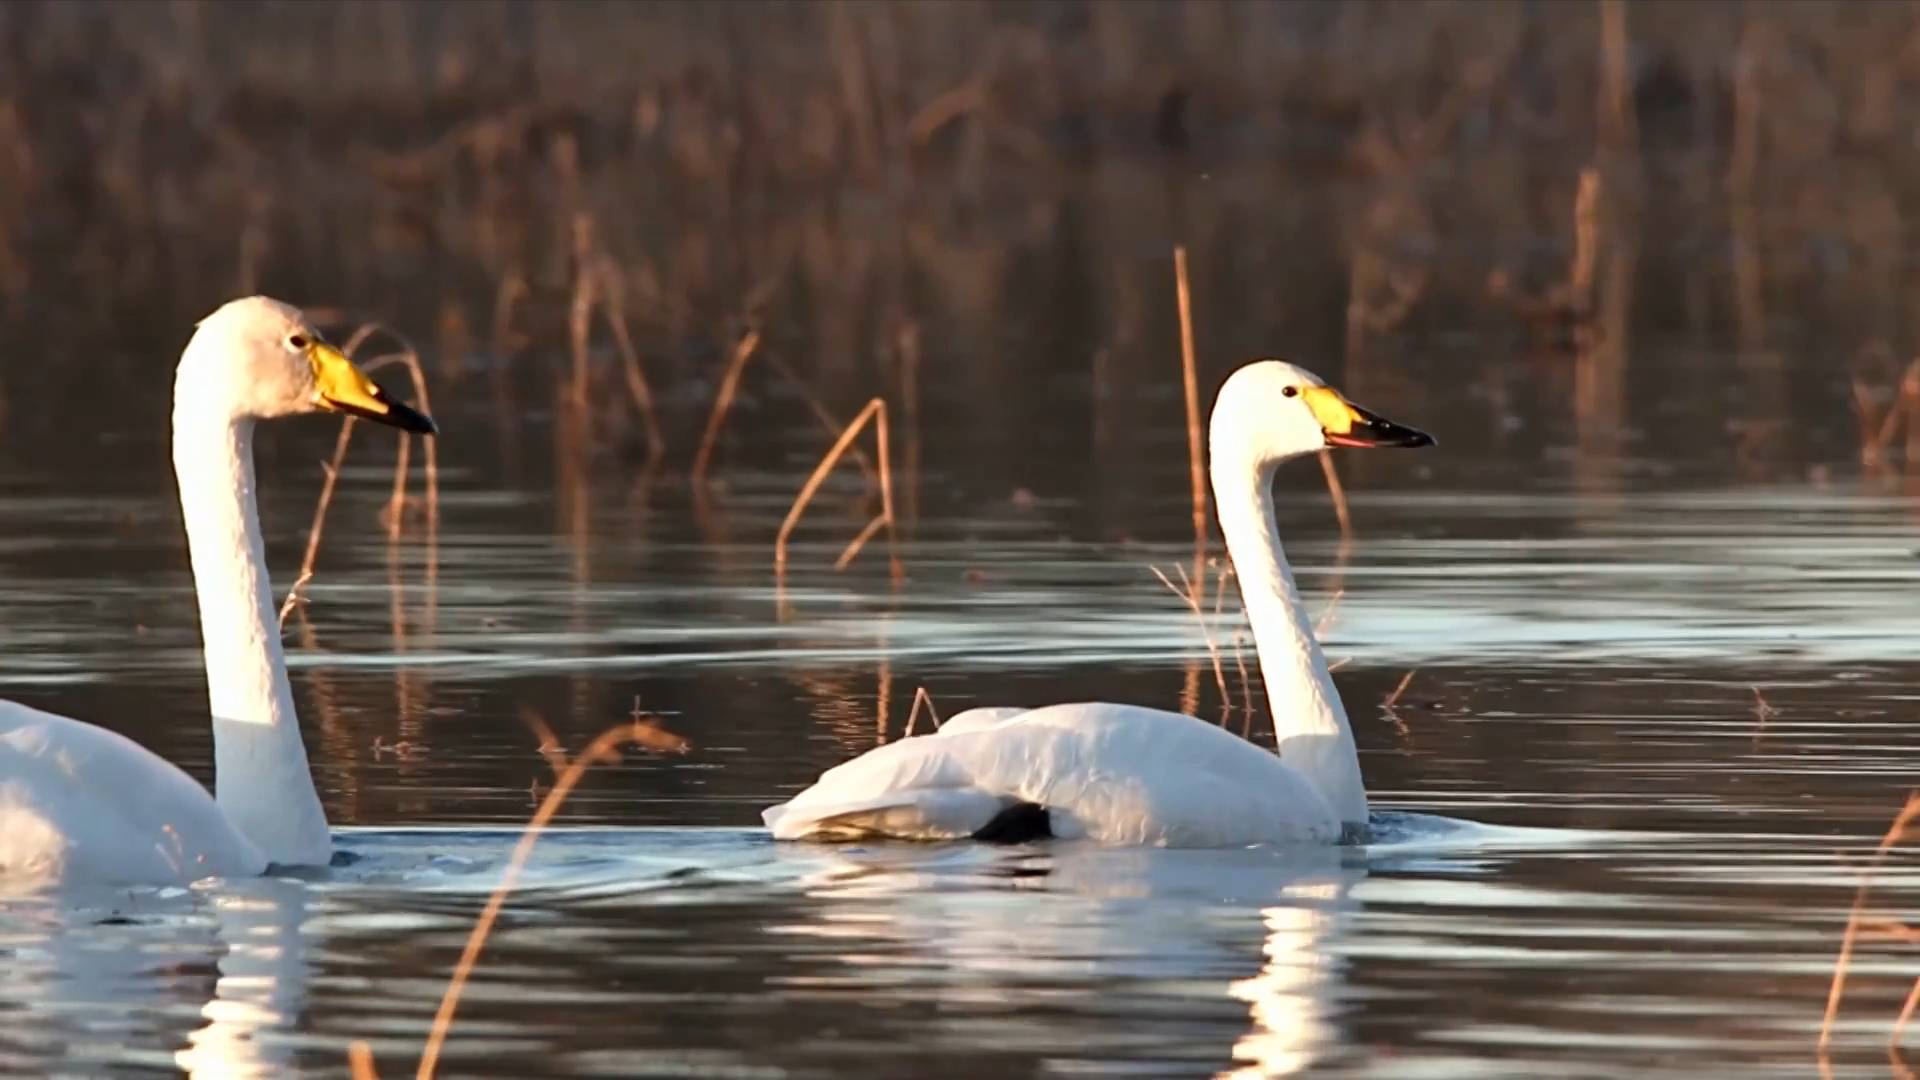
[1302,385,1433,449]
[309,343,437,435]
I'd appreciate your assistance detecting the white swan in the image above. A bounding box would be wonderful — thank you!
[763,360,1432,847]
[0,296,436,887]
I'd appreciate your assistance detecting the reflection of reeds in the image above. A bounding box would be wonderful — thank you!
[774,397,902,595]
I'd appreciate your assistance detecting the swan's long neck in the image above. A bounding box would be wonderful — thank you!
[1212,450,1368,827]
[173,399,331,866]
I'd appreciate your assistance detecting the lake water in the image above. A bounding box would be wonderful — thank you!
[3,321,1919,1079]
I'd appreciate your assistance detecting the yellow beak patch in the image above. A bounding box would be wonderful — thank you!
[310,343,392,419]
[1301,385,1361,436]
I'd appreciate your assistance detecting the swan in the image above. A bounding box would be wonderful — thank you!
[0,296,436,887]
[763,359,1432,847]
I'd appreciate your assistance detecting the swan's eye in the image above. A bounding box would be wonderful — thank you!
[1282,386,1299,398]
[286,334,310,351]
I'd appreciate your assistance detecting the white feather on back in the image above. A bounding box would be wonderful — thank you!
[763,704,1340,847]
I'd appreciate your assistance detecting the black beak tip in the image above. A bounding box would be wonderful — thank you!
[387,400,438,436]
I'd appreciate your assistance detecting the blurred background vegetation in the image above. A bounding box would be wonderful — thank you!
[3,0,1919,488]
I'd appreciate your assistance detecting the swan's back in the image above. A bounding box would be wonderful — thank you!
[764,703,1340,847]
[0,700,264,888]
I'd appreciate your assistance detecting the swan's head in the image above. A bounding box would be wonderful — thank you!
[1210,359,1431,469]
[176,296,436,434]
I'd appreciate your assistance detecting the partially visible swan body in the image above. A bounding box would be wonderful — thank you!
[763,360,1433,847]
[0,297,435,888]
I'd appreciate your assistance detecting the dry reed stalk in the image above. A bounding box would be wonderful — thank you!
[1897,979,1920,1046]
[362,348,440,537]
[764,352,877,482]
[1231,631,1254,722]
[568,216,597,414]
[414,715,688,1080]
[1315,586,1347,637]
[691,329,764,482]
[1317,451,1353,536]
[1569,168,1601,314]
[1596,0,1637,150]
[1903,363,1920,467]
[1819,792,1920,1051]
[904,686,943,736]
[834,515,890,571]
[1383,669,1418,709]
[275,323,438,624]
[1173,246,1209,608]
[774,397,902,589]
[278,418,357,627]
[519,707,568,778]
[1151,564,1230,716]
[348,1041,379,1080]
[491,273,528,358]
[897,321,923,526]
[594,260,666,461]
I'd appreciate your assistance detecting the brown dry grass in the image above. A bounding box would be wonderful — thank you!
[774,396,902,597]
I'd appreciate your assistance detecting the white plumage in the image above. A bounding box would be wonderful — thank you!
[764,360,1433,848]
[0,297,434,888]
[764,703,1342,846]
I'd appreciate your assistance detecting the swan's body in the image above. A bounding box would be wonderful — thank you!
[0,297,434,887]
[764,360,1432,848]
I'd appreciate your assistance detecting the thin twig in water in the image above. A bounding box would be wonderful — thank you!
[1173,247,1208,608]
[595,260,666,461]
[763,353,876,482]
[904,686,943,736]
[1315,587,1347,637]
[413,714,688,1080]
[357,331,441,533]
[276,323,437,625]
[834,515,890,571]
[518,707,568,779]
[278,420,356,627]
[1318,451,1353,537]
[1231,630,1254,723]
[568,216,597,415]
[1151,564,1230,716]
[774,397,902,593]
[1384,669,1418,709]
[691,329,764,483]
[347,1041,378,1080]
[1820,792,1920,1052]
